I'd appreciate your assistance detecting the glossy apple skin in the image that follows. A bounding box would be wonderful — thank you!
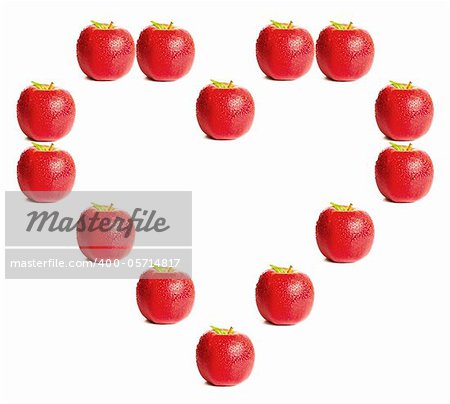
[256,25,314,80]
[136,269,195,324]
[17,147,76,202]
[316,208,374,263]
[375,85,434,140]
[196,330,255,386]
[17,86,75,141]
[76,208,135,261]
[375,147,433,202]
[316,26,374,81]
[137,26,195,81]
[196,85,255,140]
[76,25,135,80]
[256,270,314,325]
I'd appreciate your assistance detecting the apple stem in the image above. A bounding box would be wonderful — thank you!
[48,143,55,151]
[406,143,413,151]
[167,21,173,29]
[270,264,296,274]
[287,21,293,29]
[347,203,353,211]
[154,265,175,273]
[47,82,54,90]
[406,81,413,89]
[347,22,353,29]
[227,80,234,89]
[227,327,234,334]
[108,21,114,29]
[108,203,114,211]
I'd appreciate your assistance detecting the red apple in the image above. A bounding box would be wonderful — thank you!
[17,81,76,141]
[316,202,375,263]
[316,21,374,81]
[196,80,255,140]
[76,203,135,261]
[137,21,195,81]
[375,81,434,140]
[375,142,433,202]
[256,20,314,80]
[17,142,76,203]
[76,20,135,81]
[255,265,314,325]
[136,266,195,324]
[196,326,255,386]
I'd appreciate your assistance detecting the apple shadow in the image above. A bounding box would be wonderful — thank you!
[261,319,294,327]
[21,135,71,142]
[382,197,395,204]
[381,134,418,143]
[83,76,115,82]
[382,197,412,204]
[203,136,233,142]
[323,257,353,264]
[144,319,175,326]
[23,196,54,204]
[203,381,232,388]
[23,197,42,204]
[322,76,356,83]
[143,76,177,83]
[21,192,72,204]
[262,75,296,82]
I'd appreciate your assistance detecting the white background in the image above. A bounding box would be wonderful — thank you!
[1,1,449,403]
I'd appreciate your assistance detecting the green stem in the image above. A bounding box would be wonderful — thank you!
[31,81,55,90]
[390,142,414,152]
[32,142,55,151]
[153,265,175,273]
[210,79,234,89]
[91,202,117,212]
[270,264,296,274]
[330,202,354,211]
[271,19,294,29]
[210,325,234,335]
[330,20,354,30]
[151,20,174,30]
[91,20,114,29]
[390,80,414,90]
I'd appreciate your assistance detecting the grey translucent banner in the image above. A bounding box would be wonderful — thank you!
[4,191,192,279]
